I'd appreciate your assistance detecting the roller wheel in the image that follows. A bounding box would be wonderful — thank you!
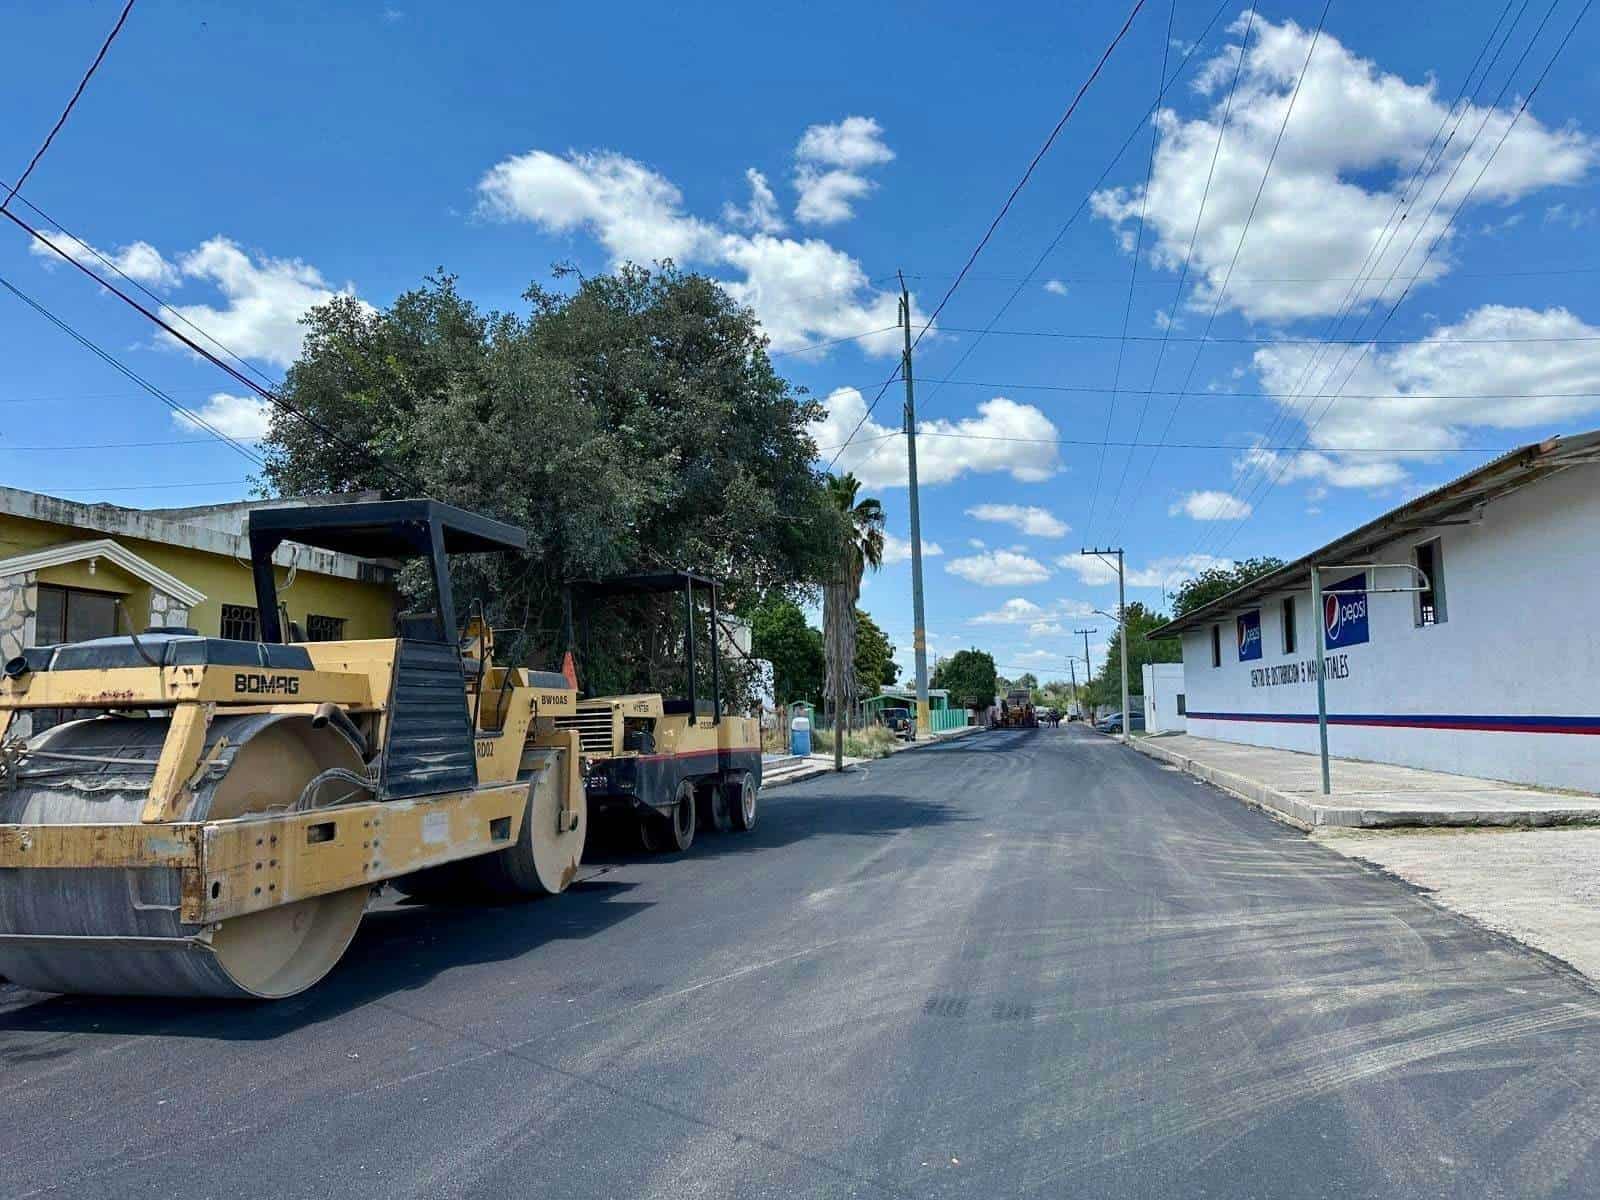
[664,780,696,852]
[725,770,758,833]
[0,714,371,999]
[398,749,586,900]
[705,781,733,833]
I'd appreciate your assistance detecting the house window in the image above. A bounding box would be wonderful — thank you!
[1210,624,1221,668]
[34,585,119,645]
[1415,539,1446,626]
[1176,693,1186,716]
[220,604,261,642]
[1281,595,1297,654]
[305,614,347,642]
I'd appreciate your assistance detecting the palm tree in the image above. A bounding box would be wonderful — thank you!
[822,473,885,732]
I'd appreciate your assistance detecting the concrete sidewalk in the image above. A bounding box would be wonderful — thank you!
[1132,732,1600,829]
[763,722,981,789]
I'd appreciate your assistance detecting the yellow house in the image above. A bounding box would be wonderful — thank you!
[0,486,399,673]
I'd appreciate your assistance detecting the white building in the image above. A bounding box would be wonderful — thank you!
[1142,662,1186,733]
[1151,431,1600,792]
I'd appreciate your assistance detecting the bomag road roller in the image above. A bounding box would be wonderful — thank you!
[0,499,587,999]
[558,573,761,854]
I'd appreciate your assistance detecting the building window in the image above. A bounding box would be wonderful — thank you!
[1176,693,1186,716]
[1415,539,1446,626]
[1210,624,1221,668]
[305,614,347,642]
[220,604,261,642]
[35,585,119,645]
[1281,595,1297,654]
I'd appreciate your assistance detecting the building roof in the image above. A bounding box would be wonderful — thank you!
[1150,429,1600,640]
[0,485,393,584]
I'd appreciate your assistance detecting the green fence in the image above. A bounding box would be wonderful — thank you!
[929,708,969,733]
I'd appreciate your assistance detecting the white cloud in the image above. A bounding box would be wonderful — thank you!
[945,550,1051,587]
[174,392,272,440]
[477,143,917,356]
[1044,279,1070,296]
[811,387,1061,489]
[1169,490,1254,520]
[723,168,785,234]
[968,538,987,549]
[1246,304,1600,489]
[29,230,179,288]
[966,503,1069,537]
[169,237,364,367]
[972,596,1096,626]
[1058,552,1233,589]
[1092,15,1593,323]
[1029,621,1066,637]
[796,116,895,169]
[880,531,943,564]
[794,116,893,225]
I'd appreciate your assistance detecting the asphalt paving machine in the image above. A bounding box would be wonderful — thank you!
[0,499,587,999]
[559,573,761,854]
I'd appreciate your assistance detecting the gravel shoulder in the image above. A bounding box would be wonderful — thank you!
[1314,826,1600,981]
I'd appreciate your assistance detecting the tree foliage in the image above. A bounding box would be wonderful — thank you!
[1172,557,1287,618]
[751,595,824,708]
[932,649,998,710]
[1084,602,1181,708]
[820,473,884,722]
[260,265,842,697]
[853,608,898,694]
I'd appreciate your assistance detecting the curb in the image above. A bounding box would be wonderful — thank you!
[1127,737,1600,830]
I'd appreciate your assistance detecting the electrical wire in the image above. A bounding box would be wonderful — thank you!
[824,0,1151,472]
[2,206,422,495]
[0,271,266,470]
[2,0,136,211]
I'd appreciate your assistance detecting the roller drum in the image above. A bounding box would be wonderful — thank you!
[0,713,370,999]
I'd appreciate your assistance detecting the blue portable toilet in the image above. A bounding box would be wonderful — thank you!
[790,712,812,756]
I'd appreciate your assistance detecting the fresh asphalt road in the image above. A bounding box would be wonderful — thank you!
[7,728,1600,1199]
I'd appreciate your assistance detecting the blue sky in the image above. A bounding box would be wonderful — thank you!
[2,1,1598,683]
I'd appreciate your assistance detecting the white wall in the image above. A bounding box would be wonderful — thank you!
[1178,463,1600,791]
[1142,662,1187,733]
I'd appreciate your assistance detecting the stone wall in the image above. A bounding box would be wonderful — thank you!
[0,570,37,739]
[149,590,190,631]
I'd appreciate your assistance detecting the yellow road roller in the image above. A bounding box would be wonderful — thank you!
[0,499,586,999]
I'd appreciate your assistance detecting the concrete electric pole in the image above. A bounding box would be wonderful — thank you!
[899,272,930,738]
[1083,548,1129,741]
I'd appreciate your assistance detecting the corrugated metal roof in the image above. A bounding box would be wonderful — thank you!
[1149,429,1600,640]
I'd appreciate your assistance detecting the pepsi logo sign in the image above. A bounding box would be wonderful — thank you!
[1321,573,1370,648]
[1236,610,1263,662]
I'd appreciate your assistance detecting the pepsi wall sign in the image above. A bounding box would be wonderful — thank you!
[1237,610,1263,661]
[1322,572,1370,648]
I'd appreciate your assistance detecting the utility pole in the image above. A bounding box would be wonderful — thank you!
[1082,548,1129,741]
[1075,626,1097,712]
[899,271,930,739]
[1067,657,1078,718]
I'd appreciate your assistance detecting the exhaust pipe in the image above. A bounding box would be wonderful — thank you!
[310,702,370,760]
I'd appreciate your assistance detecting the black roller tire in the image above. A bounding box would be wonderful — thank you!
[638,812,666,853]
[708,781,733,833]
[725,770,758,833]
[668,780,696,851]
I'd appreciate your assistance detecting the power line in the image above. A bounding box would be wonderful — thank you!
[893,262,1600,286]
[825,0,1151,471]
[0,271,267,471]
[2,0,136,211]
[1203,0,1531,539]
[1108,0,1332,542]
[1,206,422,495]
[837,374,1600,404]
[1088,0,1194,544]
[1207,0,1592,559]
[909,0,1234,432]
[811,428,1525,454]
[0,437,260,452]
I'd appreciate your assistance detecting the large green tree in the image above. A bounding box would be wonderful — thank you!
[933,648,998,711]
[1085,602,1181,708]
[751,596,825,708]
[1172,557,1287,617]
[260,265,842,695]
[853,608,898,694]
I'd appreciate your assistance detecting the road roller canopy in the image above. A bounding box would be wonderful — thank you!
[248,499,528,644]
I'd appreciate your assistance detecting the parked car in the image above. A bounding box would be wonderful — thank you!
[880,706,916,741]
[1095,710,1145,735]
